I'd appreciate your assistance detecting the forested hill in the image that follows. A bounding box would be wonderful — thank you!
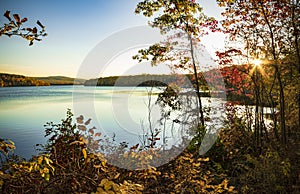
[0,73,86,87]
[84,74,195,87]
[0,73,50,87]
[33,76,86,85]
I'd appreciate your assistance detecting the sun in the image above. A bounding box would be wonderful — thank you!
[252,59,262,67]
[249,58,266,76]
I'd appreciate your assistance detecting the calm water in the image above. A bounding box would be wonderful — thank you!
[0,86,227,159]
[0,86,209,159]
[0,86,79,158]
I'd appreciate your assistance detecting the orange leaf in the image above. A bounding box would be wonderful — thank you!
[82,148,87,159]
[21,17,27,23]
[4,10,11,21]
[13,14,20,23]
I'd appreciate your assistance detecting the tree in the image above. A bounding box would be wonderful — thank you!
[217,0,300,145]
[133,0,219,128]
[0,10,47,46]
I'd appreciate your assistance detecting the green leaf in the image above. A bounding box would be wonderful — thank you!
[45,173,50,181]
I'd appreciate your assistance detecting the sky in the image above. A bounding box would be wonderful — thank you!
[0,0,225,79]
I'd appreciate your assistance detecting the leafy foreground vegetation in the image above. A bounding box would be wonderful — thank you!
[0,0,299,193]
[0,108,299,194]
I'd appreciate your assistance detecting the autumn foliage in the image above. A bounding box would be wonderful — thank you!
[0,10,47,45]
[1,0,300,193]
[0,110,238,193]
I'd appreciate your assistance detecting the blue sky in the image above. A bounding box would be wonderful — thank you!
[0,0,224,78]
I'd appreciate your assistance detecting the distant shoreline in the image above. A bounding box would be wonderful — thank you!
[0,73,86,87]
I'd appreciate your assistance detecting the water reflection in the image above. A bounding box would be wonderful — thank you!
[0,86,224,160]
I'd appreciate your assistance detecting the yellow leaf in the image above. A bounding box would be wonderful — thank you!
[193,162,201,167]
[43,167,49,174]
[28,164,33,172]
[228,186,235,192]
[175,183,181,190]
[70,140,84,145]
[38,156,43,165]
[149,155,153,160]
[104,181,113,191]
[100,179,109,187]
[181,156,191,161]
[7,140,15,146]
[198,180,205,187]
[82,148,87,159]
[44,156,52,165]
[45,173,50,181]
[114,173,120,179]
[49,164,55,173]
[198,157,209,162]
[97,187,105,193]
[25,35,34,41]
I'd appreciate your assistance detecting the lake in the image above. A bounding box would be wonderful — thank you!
[0,85,226,159]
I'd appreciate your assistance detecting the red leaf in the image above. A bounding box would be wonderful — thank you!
[84,118,91,126]
[32,27,37,34]
[13,14,20,23]
[21,17,27,23]
[88,128,94,135]
[78,125,87,131]
[130,143,139,150]
[76,115,84,124]
[4,10,11,21]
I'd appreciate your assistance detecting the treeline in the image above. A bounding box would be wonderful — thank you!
[33,76,86,85]
[84,71,253,101]
[0,73,50,87]
[84,74,191,87]
[86,74,221,92]
[0,73,86,87]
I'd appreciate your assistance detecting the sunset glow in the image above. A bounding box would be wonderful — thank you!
[252,59,262,67]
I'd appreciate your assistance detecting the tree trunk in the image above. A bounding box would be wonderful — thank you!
[292,0,300,132]
[189,34,205,127]
[275,66,286,145]
[261,4,286,145]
